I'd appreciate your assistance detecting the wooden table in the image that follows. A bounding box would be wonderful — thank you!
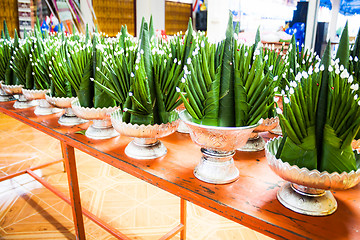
[1,100,359,240]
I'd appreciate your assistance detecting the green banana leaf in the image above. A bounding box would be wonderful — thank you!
[320,124,357,173]
[218,11,235,127]
[3,20,10,40]
[351,27,360,59]
[315,42,331,170]
[234,68,248,127]
[201,67,221,126]
[77,60,93,107]
[94,84,115,108]
[25,62,33,89]
[279,126,317,170]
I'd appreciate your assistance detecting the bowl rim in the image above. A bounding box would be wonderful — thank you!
[179,109,259,131]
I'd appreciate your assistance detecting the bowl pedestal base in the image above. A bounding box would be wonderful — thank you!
[194,149,239,184]
[13,94,37,109]
[125,138,167,160]
[58,108,84,126]
[85,119,119,140]
[34,99,54,115]
[277,182,337,216]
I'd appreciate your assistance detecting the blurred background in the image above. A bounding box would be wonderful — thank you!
[1,0,359,55]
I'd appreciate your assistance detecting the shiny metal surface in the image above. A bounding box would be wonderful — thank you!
[1,84,23,95]
[0,82,14,102]
[58,108,84,126]
[34,99,54,115]
[194,149,239,184]
[71,99,119,120]
[239,117,279,152]
[22,90,52,115]
[44,95,83,126]
[179,110,258,184]
[277,182,337,216]
[45,94,76,108]
[22,89,48,100]
[71,99,119,139]
[265,137,360,216]
[266,137,360,190]
[13,94,38,109]
[111,109,179,159]
[179,110,258,152]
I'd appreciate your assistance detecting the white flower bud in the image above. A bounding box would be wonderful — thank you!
[290,81,297,88]
[351,83,359,91]
[341,69,349,79]
[276,108,283,114]
[295,72,302,81]
[348,75,354,83]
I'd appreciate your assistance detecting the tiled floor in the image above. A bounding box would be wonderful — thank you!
[0,113,273,240]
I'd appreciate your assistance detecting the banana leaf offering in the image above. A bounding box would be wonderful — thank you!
[276,25,360,174]
[47,33,76,98]
[0,22,12,83]
[96,20,181,125]
[9,31,33,88]
[94,26,136,110]
[62,27,115,108]
[178,12,276,127]
[1,21,20,86]
[30,26,52,90]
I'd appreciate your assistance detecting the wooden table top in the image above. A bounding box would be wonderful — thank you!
[1,101,359,240]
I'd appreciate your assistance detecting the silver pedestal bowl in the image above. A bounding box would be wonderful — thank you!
[0,81,14,102]
[179,110,258,184]
[71,99,119,139]
[22,89,54,115]
[111,109,179,159]
[1,84,37,109]
[266,137,360,216]
[45,94,83,126]
[239,117,279,152]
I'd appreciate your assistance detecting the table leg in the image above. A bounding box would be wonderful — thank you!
[61,141,66,172]
[180,198,187,240]
[61,142,86,240]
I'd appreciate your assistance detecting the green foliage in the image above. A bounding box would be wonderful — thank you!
[47,34,75,97]
[30,27,52,90]
[179,13,275,127]
[277,42,360,173]
[10,36,33,87]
